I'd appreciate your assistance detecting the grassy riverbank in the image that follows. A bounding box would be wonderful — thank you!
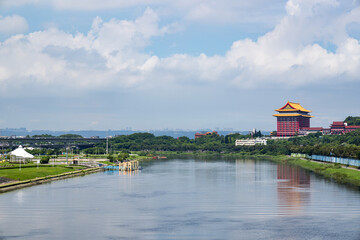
[269,155,360,187]
[155,151,360,188]
[0,167,102,193]
[0,164,86,181]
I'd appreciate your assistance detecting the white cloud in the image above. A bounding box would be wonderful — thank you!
[0,15,28,36]
[0,1,360,97]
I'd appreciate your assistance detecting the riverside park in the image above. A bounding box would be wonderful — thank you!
[0,130,360,239]
[2,1,360,238]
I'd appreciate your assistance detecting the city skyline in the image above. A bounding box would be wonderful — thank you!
[0,0,360,131]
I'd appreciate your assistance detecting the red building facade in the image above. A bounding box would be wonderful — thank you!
[330,121,360,134]
[273,102,313,137]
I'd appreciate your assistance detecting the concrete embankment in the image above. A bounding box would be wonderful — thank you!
[0,168,104,193]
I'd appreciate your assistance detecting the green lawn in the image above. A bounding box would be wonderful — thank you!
[0,165,85,181]
[99,161,117,165]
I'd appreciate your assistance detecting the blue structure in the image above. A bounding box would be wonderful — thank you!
[310,155,360,167]
[103,165,120,170]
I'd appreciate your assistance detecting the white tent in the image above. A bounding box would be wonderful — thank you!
[10,145,34,163]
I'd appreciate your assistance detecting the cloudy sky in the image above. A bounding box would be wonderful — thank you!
[0,0,359,131]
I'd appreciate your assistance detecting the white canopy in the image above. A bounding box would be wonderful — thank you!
[10,145,34,159]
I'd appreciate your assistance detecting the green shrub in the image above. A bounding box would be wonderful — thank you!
[40,156,50,164]
[333,163,341,169]
[117,152,129,161]
[332,172,348,182]
[138,151,147,156]
[107,155,115,162]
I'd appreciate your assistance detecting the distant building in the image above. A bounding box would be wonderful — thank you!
[273,102,313,137]
[295,121,360,136]
[195,131,218,139]
[330,121,346,134]
[273,102,360,137]
[345,125,360,133]
[298,127,324,135]
[330,121,360,134]
[235,138,267,146]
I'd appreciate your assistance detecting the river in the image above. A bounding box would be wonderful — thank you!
[0,157,359,239]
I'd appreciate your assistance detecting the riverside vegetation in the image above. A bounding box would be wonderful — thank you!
[1,117,360,188]
[81,129,360,160]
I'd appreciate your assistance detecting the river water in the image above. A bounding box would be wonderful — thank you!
[0,158,359,240]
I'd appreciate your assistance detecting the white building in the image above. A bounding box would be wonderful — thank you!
[235,138,267,146]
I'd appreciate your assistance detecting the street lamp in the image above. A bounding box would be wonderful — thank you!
[66,146,69,165]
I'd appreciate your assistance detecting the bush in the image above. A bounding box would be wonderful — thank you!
[333,163,341,169]
[117,152,129,161]
[138,151,147,156]
[332,172,348,182]
[40,156,50,164]
[107,155,115,162]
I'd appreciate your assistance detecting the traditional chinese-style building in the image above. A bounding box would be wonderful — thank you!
[273,102,313,137]
[330,121,360,134]
[274,102,360,136]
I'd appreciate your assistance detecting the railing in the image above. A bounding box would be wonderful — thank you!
[310,155,360,167]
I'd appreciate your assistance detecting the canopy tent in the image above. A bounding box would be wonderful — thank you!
[10,145,34,163]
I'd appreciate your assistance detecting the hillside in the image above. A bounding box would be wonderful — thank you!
[345,116,360,126]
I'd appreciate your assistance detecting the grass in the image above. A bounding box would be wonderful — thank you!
[99,161,116,165]
[0,165,86,181]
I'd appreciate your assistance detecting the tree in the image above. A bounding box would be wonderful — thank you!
[59,134,84,138]
[117,151,129,161]
[344,116,360,126]
[32,134,54,138]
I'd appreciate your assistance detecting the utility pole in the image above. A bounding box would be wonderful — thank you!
[106,136,109,155]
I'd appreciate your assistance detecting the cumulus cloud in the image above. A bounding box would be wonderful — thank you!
[0,15,28,36]
[0,8,175,93]
[0,1,360,96]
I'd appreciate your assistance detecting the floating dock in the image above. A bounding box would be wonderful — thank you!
[119,160,140,171]
[103,160,140,171]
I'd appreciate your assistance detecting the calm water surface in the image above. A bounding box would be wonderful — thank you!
[0,158,359,240]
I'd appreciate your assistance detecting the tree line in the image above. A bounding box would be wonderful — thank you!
[81,130,360,159]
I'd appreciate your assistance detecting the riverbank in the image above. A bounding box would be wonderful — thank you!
[0,167,103,193]
[268,155,360,188]
[157,151,360,188]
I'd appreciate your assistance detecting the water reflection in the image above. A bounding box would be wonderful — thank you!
[277,164,310,216]
[0,159,359,240]
[118,170,140,176]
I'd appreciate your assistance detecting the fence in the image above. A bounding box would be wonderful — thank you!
[310,155,360,167]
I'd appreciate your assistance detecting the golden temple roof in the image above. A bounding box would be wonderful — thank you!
[273,113,313,118]
[275,102,312,113]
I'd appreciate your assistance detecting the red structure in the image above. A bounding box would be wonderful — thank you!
[195,131,218,139]
[330,121,360,134]
[273,102,313,137]
[330,121,346,134]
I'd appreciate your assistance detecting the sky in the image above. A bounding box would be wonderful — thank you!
[0,0,360,131]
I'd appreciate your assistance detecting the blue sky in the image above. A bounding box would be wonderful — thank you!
[0,0,360,132]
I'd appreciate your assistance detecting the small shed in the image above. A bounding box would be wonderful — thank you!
[10,145,34,163]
